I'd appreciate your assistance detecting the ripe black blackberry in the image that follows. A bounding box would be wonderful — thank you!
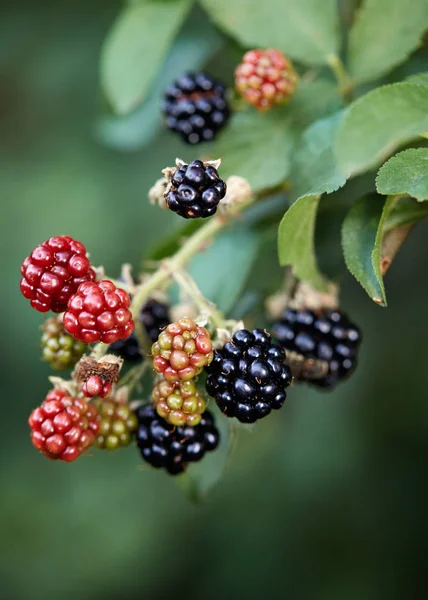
[162,72,230,145]
[135,405,219,475]
[165,160,226,219]
[205,328,292,424]
[109,299,170,361]
[272,308,362,389]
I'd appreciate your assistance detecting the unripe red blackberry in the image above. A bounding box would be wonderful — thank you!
[165,160,226,219]
[29,389,99,461]
[205,328,292,423]
[109,298,170,361]
[135,405,219,475]
[152,317,213,382]
[82,376,113,399]
[20,236,96,313]
[63,280,134,344]
[272,308,362,389]
[152,379,206,426]
[95,399,138,450]
[235,49,298,110]
[41,317,86,370]
[162,72,230,145]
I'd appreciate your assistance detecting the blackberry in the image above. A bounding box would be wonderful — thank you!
[41,317,86,370]
[135,405,219,475]
[272,308,362,389]
[109,299,170,361]
[165,160,227,219]
[152,379,206,427]
[205,328,292,424]
[162,72,230,145]
[95,399,138,450]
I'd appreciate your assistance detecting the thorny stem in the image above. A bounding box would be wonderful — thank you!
[327,53,353,100]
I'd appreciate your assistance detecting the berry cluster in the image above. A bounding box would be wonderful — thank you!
[29,389,99,462]
[272,308,362,389]
[163,72,230,145]
[235,49,298,110]
[41,317,86,370]
[152,379,206,427]
[95,399,138,450]
[152,317,213,382]
[165,160,227,219]
[135,404,219,475]
[20,236,95,313]
[63,280,134,344]
[206,328,292,423]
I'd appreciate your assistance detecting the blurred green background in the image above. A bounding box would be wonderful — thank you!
[2,2,428,599]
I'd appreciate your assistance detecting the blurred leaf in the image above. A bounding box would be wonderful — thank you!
[148,221,201,261]
[187,226,259,313]
[406,72,428,86]
[384,196,428,231]
[347,0,428,85]
[278,195,328,291]
[341,195,398,306]
[101,0,193,115]
[199,0,340,65]
[376,148,428,201]
[178,405,233,502]
[96,10,222,150]
[206,111,296,192]
[288,77,343,125]
[335,83,428,177]
[291,110,347,199]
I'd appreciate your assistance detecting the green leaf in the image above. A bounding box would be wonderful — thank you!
[187,226,259,314]
[291,111,347,199]
[206,111,296,192]
[341,195,398,306]
[376,148,428,201]
[288,77,343,125]
[101,0,193,115]
[178,405,233,502]
[199,0,340,66]
[278,195,328,291]
[384,196,428,232]
[95,10,222,149]
[406,72,428,87]
[335,83,428,177]
[348,0,428,85]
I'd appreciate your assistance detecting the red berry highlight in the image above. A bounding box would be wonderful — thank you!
[20,236,96,313]
[63,280,134,344]
[235,49,298,110]
[82,375,113,399]
[29,389,100,461]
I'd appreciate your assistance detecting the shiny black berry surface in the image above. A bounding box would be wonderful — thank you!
[272,308,362,389]
[205,328,292,424]
[110,299,170,361]
[135,405,220,475]
[162,72,230,145]
[166,160,227,219]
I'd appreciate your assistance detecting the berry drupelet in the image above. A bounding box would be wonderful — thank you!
[41,317,86,370]
[152,317,213,382]
[135,405,219,475]
[163,72,230,145]
[272,308,362,389]
[165,160,226,219]
[95,399,138,450]
[152,379,206,427]
[82,375,112,399]
[29,389,99,462]
[63,280,134,344]
[109,298,170,361]
[205,328,292,423]
[20,235,96,313]
[235,49,298,110]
